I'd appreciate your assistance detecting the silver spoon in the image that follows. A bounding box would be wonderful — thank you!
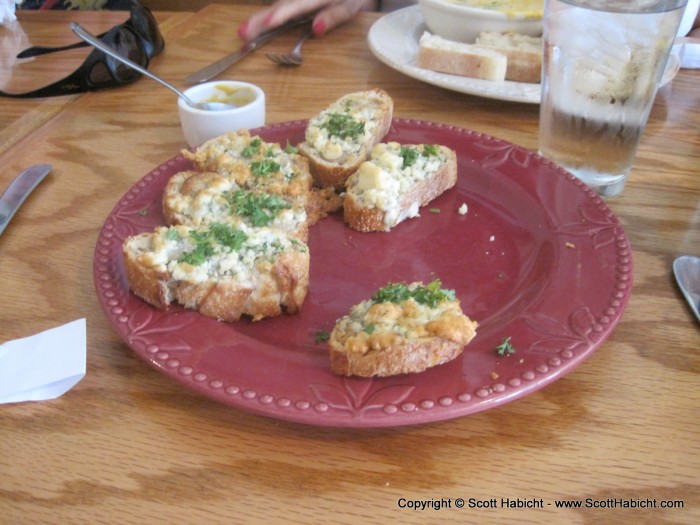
[70,23,233,111]
[673,255,700,323]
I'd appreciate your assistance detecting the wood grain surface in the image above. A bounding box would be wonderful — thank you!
[1,5,699,525]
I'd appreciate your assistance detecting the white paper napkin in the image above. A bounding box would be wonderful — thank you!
[1,12,30,91]
[0,318,86,404]
[0,0,21,25]
[676,37,700,69]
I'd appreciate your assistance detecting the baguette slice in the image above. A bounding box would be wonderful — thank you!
[123,223,309,322]
[343,142,457,232]
[162,170,309,241]
[475,31,542,83]
[297,88,393,188]
[329,280,478,377]
[182,130,313,199]
[417,31,507,81]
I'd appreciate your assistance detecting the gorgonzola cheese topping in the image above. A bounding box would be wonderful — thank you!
[306,94,385,162]
[166,173,307,234]
[331,281,475,355]
[135,224,307,288]
[184,131,309,195]
[346,142,448,226]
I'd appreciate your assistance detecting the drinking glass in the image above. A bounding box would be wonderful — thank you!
[539,0,688,197]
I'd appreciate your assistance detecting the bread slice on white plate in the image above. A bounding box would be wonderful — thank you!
[329,280,478,377]
[343,141,457,232]
[123,223,310,322]
[417,31,507,81]
[475,31,542,83]
[297,88,393,188]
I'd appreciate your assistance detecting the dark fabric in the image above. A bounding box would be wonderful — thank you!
[2,0,164,98]
[19,0,132,10]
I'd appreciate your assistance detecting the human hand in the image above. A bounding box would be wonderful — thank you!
[238,0,377,41]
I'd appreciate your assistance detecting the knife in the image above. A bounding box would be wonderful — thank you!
[184,16,313,84]
[0,164,52,236]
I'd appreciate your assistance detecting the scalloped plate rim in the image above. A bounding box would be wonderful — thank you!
[93,118,633,428]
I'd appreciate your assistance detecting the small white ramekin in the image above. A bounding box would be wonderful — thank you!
[178,80,265,148]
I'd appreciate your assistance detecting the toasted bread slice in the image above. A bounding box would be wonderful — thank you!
[162,170,309,241]
[123,223,309,322]
[329,280,478,377]
[475,31,542,83]
[305,186,344,226]
[182,130,313,199]
[417,31,507,81]
[343,142,457,232]
[297,88,393,188]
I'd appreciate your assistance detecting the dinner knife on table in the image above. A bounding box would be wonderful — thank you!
[0,163,52,236]
[184,16,313,84]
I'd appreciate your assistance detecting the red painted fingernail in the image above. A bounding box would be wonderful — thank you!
[312,19,326,36]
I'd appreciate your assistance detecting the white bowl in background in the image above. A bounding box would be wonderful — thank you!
[179,81,265,148]
[419,0,543,43]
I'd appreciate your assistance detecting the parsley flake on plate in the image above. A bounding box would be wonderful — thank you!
[495,337,516,356]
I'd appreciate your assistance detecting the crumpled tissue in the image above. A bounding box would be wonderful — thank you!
[0,319,86,404]
[674,0,698,69]
[1,6,29,91]
[676,37,700,69]
[0,0,21,25]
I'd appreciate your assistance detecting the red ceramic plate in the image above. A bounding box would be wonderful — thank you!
[94,119,632,427]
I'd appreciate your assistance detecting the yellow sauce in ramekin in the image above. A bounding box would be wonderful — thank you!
[201,84,257,107]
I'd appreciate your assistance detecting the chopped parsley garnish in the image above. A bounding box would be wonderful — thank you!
[372,279,455,308]
[242,137,262,158]
[166,229,181,241]
[321,113,365,139]
[224,190,292,226]
[363,324,376,334]
[399,145,440,169]
[399,146,419,169]
[208,223,248,251]
[251,159,280,177]
[177,224,248,266]
[178,235,215,265]
[290,239,308,252]
[314,330,331,343]
[285,142,298,154]
[423,144,440,156]
[495,337,516,356]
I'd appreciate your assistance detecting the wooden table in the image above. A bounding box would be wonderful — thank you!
[1,5,699,524]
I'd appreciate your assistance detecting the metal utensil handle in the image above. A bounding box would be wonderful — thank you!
[0,164,52,236]
[184,15,313,84]
[248,16,313,51]
[70,23,194,106]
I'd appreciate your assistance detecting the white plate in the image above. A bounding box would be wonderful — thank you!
[367,5,681,104]
[367,5,541,104]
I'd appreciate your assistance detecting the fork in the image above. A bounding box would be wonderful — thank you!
[265,28,313,66]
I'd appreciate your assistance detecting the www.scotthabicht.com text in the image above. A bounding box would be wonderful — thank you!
[396,497,685,511]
